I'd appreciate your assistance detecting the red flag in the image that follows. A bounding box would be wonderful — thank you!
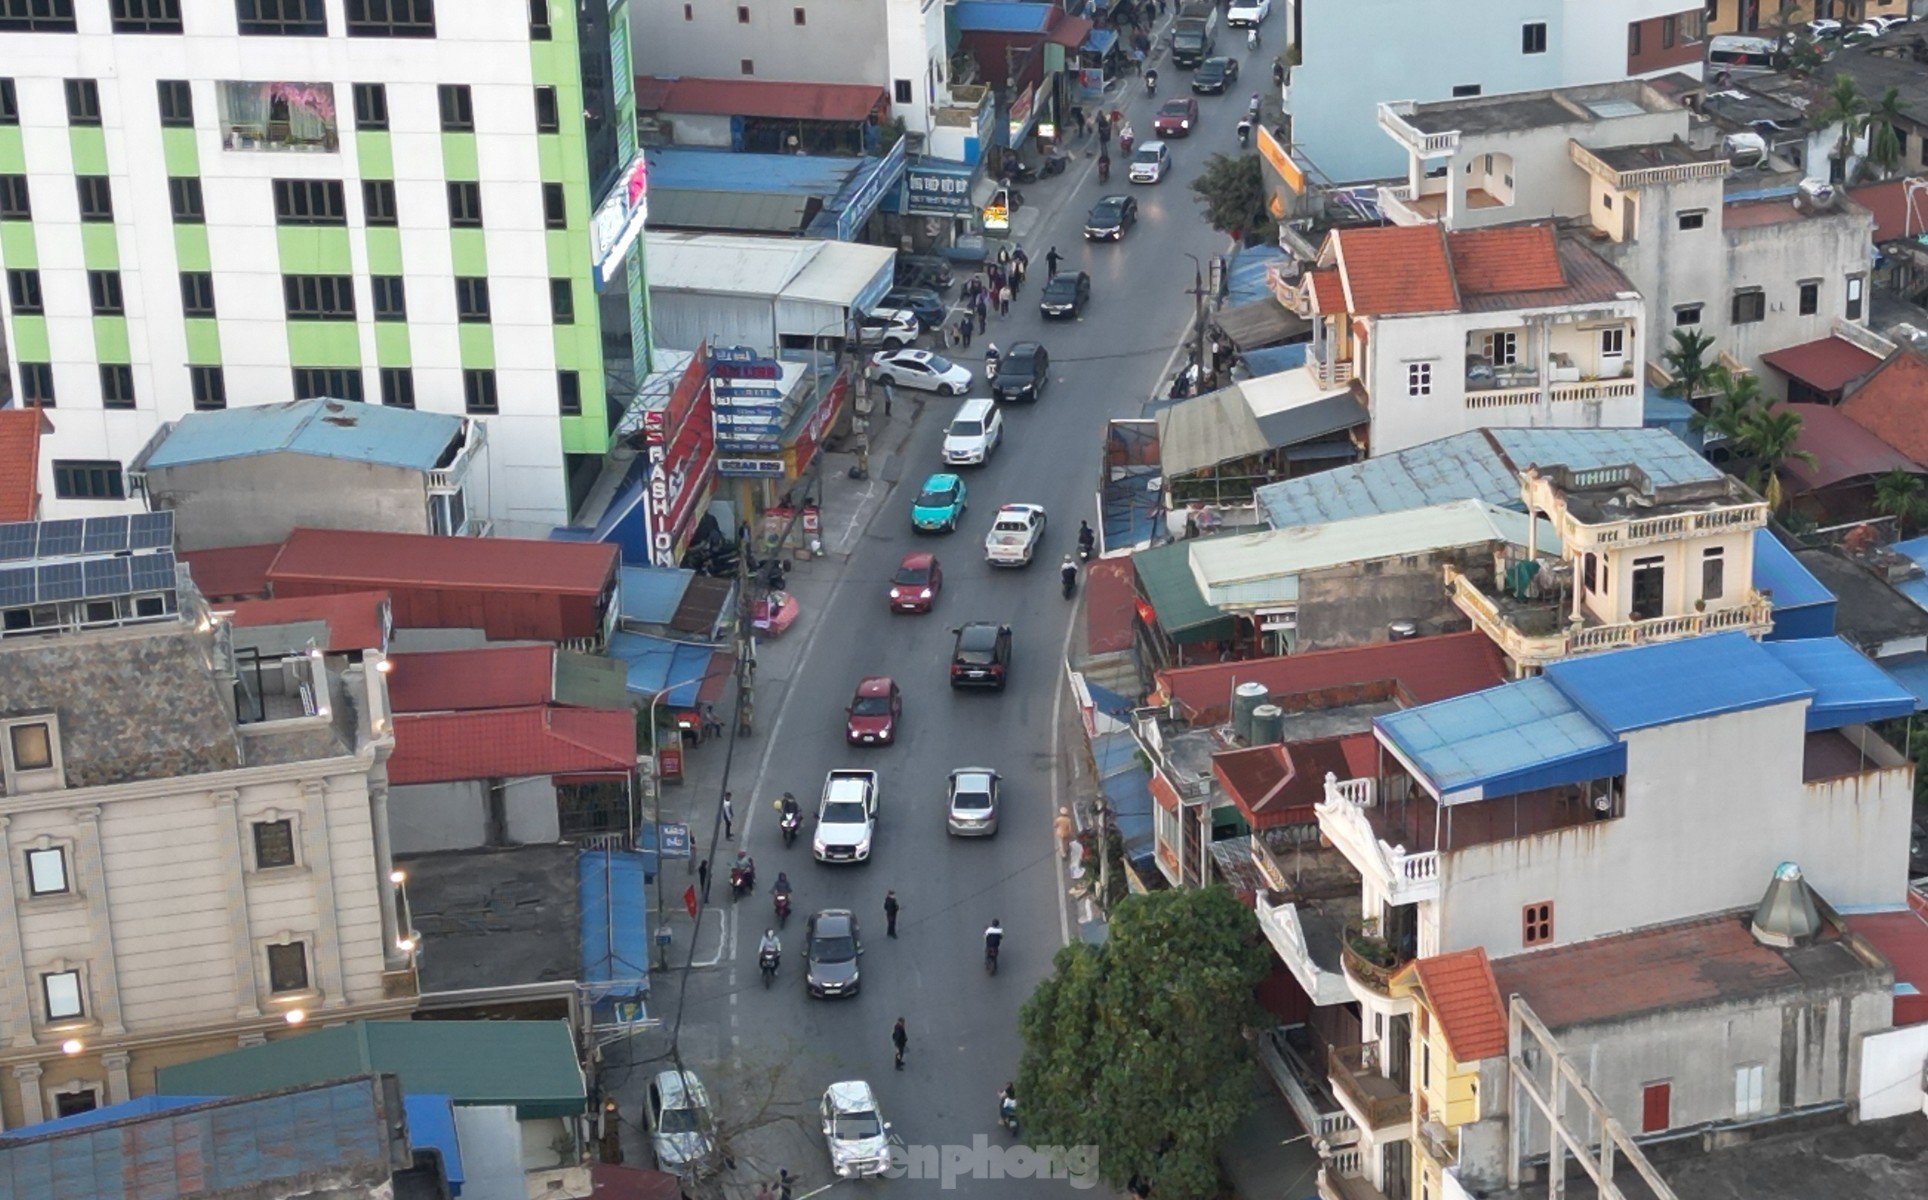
[683,885,699,920]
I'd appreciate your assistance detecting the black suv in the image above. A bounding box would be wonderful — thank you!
[949,622,1013,690]
[991,342,1049,402]
[1039,272,1091,320]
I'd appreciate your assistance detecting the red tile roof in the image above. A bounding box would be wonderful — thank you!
[1762,335,1885,395]
[1213,733,1377,828]
[1154,631,1509,724]
[181,543,281,601]
[387,705,635,786]
[0,408,49,522]
[1409,949,1508,1062]
[1085,557,1137,656]
[1150,770,1181,813]
[1777,402,1922,494]
[1844,351,1928,464]
[222,591,390,652]
[1446,225,1567,296]
[1304,269,1344,314]
[1845,891,1928,1027]
[386,645,557,713]
[1331,224,1459,315]
[635,76,890,123]
[268,528,617,595]
[1847,178,1928,243]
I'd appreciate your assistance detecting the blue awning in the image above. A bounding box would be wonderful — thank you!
[1082,27,1118,53]
[580,849,652,1022]
[607,631,719,706]
[618,566,695,626]
[1093,730,1156,874]
[1241,342,1309,378]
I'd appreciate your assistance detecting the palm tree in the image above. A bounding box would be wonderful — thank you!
[1661,328,1718,403]
[1815,73,1869,183]
[1867,87,1911,180]
[1734,406,1816,510]
[1690,367,1764,445]
[1875,468,1928,536]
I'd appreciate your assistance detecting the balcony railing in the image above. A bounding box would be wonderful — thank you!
[1464,378,1641,411]
[1339,924,1410,999]
[1417,1118,1459,1167]
[1317,774,1440,904]
[1464,384,1544,410]
[1257,892,1357,1006]
[1257,1027,1360,1148]
[1550,378,1639,403]
[1310,357,1356,389]
[1378,101,1457,157]
[1329,1043,1413,1131]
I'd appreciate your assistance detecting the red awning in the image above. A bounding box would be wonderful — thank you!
[635,76,889,123]
[1761,336,1884,394]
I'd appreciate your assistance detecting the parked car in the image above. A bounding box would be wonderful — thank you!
[821,1081,892,1177]
[1129,141,1171,184]
[1226,0,1270,26]
[991,341,1050,402]
[813,769,878,864]
[942,397,1005,466]
[949,621,1013,690]
[805,910,863,997]
[888,551,942,612]
[894,253,955,291]
[845,675,902,745]
[881,286,947,327]
[1191,56,1240,94]
[910,473,967,533]
[984,503,1048,566]
[857,307,920,349]
[646,1070,717,1176]
[869,347,971,394]
[1039,271,1091,319]
[1084,194,1139,241]
[946,767,1002,837]
[1154,97,1199,137]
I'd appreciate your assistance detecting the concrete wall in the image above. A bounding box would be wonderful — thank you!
[648,291,779,357]
[1576,526,1756,625]
[389,777,560,854]
[1295,544,1489,651]
[1856,1022,1928,1122]
[148,456,433,551]
[1437,706,1914,955]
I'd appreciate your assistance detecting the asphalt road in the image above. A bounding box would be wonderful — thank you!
[641,47,1271,1196]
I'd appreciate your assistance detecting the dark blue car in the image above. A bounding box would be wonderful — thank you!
[882,287,947,328]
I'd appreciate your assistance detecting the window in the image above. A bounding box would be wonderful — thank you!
[1662,15,1677,48]
[736,4,749,19]
[550,277,574,324]
[7,268,42,315]
[52,460,124,500]
[0,0,76,32]
[1582,552,1598,593]
[542,182,566,228]
[1702,547,1725,601]
[741,59,755,75]
[353,82,389,131]
[253,819,296,869]
[345,0,435,37]
[180,271,216,317]
[25,846,67,896]
[282,274,356,320]
[42,969,83,1020]
[292,366,364,401]
[558,369,582,416]
[1522,21,1546,53]
[87,271,124,316]
[273,178,345,225]
[438,84,474,132]
[99,365,136,409]
[793,6,806,23]
[535,85,560,133]
[1452,84,1482,97]
[379,366,415,408]
[1600,327,1625,358]
[63,79,100,126]
[1731,288,1765,324]
[167,176,202,223]
[266,941,310,993]
[1674,302,1703,327]
[0,79,16,125]
[190,365,227,409]
[362,179,398,226]
[530,0,551,38]
[20,364,54,408]
[683,3,692,18]
[1848,275,1865,321]
[895,79,913,105]
[1798,279,1820,316]
[1407,362,1432,396]
[464,368,499,414]
[1421,1041,1432,1090]
[1482,331,1518,365]
[53,1089,97,1117]
[112,0,182,32]
[446,180,483,228]
[157,79,194,126]
[1676,208,1705,230]
[1628,21,1642,54]
[9,722,53,774]
[1734,1064,1765,1117]
[372,275,406,321]
[77,176,113,222]
[235,0,327,36]
[455,276,491,322]
[1522,901,1553,946]
[0,174,28,219]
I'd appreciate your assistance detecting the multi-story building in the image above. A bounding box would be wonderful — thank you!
[1281,0,1706,183]
[0,511,414,1127]
[1704,0,1909,36]
[0,0,649,535]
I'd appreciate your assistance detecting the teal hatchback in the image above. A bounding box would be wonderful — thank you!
[911,473,968,533]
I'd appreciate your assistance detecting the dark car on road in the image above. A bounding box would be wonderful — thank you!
[805,910,863,998]
[1084,194,1138,241]
[949,621,1013,690]
[1039,271,1091,319]
[1191,56,1240,94]
[991,342,1049,402]
[1153,96,1200,138]
[881,286,947,328]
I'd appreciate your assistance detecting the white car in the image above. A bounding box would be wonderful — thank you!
[1129,141,1171,184]
[869,348,971,395]
[814,768,878,863]
[1227,0,1269,26]
[822,1081,892,1178]
[858,307,920,349]
[1804,18,1842,39]
[646,1069,716,1177]
[943,398,1004,466]
[984,503,1047,566]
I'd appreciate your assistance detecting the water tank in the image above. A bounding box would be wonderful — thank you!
[1231,681,1270,742]
[1388,620,1419,641]
[1250,704,1286,746]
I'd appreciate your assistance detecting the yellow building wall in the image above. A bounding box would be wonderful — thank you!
[1705,0,1910,36]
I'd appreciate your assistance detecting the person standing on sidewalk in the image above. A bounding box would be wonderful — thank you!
[892,1017,909,1069]
[722,793,735,840]
[697,857,710,898]
[997,282,1012,317]
[974,291,988,333]
[884,890,900,937]
[881,379,894,416]
[1055,807,1076,860]
[958,313,974,348]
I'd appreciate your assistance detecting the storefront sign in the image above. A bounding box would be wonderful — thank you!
[716,457,788,478]
[837,134,909,242]
[643,354,714,567]
[904,162,977,217]
[1008,85,1036,142]
[1256,125,1303,195]
[591,155,650,290]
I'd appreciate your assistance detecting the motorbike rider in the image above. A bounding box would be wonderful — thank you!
[779,791,800,824]
[984,918,1005,957]
[733,849,756,894]
[1247,26,1259,50]
[772,870,792,897]
[1078,520,1095,557]
[1060,555,1078,592]
[1098,151,1111,182]
[985,342,1000,379]
[1145,67,1158,94]
[758,928,781,969]
[999,1082,1018,1126]
[1119,123,1136,154]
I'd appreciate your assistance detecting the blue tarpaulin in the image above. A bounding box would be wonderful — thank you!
[953,0,1054,32]
[607,631,719,706]
[1082,27,1118,53]
[580,849,651,1024]
[1093,730,1156,876]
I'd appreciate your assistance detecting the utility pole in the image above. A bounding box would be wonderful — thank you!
[1186,256,1210,392]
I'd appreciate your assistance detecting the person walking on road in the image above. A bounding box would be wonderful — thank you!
[1046,246,1062,278]
[697,857,709,898]
[881,379,894,416]
[974,291,988,333]
[997,282,1012,317]
[996,244,1011,268]
[1011,256,1026,290]
[958,313,974,347]
[892,1017,909,1069]
[722,793,735,840]
[884,890,900,937]
[1055,807,1076,860]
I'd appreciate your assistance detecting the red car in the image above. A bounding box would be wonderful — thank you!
[845,676,902,745]
[1153,97,1199,138]
[888,552,943,613]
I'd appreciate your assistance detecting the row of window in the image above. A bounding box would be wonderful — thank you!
[0,0,481,38]
[1668,275,1867,329]
[35,938,311,1027]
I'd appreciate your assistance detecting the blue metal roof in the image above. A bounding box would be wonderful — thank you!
[643,146,862,196]
[140,397,463,472]
[1256,428,1722,529]
[1093,729,1156,871]
[1225,245,1289,307]
[1759,637,1918,731]
[1755,528,1838,623]
[607,631,719,706]
[580,848,651,1020]
[1083,26,1118,52]
[1543,632,1815,735]
[1878,652,1928,712]
[618,566,695,625]
[1888,536,1928,615]
[1642,385,1703,450]
[953,1,1054,32]
[1376,677,1626,803]
[1242,342,1309,377]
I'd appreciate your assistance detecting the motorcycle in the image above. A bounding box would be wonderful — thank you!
[1237,119,1252,149]
[985,940,1001,975]
[1097,154,1111,183]
[1247,27,1259,50]
[1119,131,1135,156]
[774,889,792,927]
[1002,159,1039,185]
[780,807,800,848]
[1145,69,1158,96]
[1060,564,1078,601]
[999,1094,1020,1136]
[1078,537,1095,563]
[1040,150,1069,178]
[730,864,756,901]
[759,947,780,988]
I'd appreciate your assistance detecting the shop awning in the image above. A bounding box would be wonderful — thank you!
[580,848,651,1021]
[1082,27,1118,53]
[1211,298,1308,350]
[1132,538,1235,645]
[607,631,731,707]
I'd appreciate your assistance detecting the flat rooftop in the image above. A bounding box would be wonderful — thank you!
[1586,139,1724,173]
[1398,82,1675,136]
[1794,546,1928,655]
[1551,473,1759,527]
[401,844,580,994]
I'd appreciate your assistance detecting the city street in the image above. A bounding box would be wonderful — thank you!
[625,43,1271,1194]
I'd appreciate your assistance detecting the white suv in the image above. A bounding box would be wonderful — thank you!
[943,398,1004,466]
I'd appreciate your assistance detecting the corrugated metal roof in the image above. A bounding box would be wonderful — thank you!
[180,542,280,600]
[646,229,818,294]
[388,645,556,712]
[1376,676,1625,802]
[607,631,724,705]
[785,239,896,305]
[580,848,651,1008]
[1762,336,1885,394]
[1158,387,1268,478]
[1132,537,1236,643]
[1758,637,1917,731]
[646,188,818,234]
[1543,632,1814,735]
[619,566,695,625]
[387,706,636,785]
[1780,401,1922,492]
[268,528,617,595]
[953,0,1054,32]
[645,146,861,195]
[1155,630,1509,722]
[221,590,389,652]
[138,398,463,471]
[1755,529,1837,611]
[1241,343,1310,377]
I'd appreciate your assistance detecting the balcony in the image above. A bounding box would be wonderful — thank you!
[1378,101,1458,158]
[1309,357,1356,390]
[1520,466,1770,555]
[1416,1117,1459,1168]
[1258,1026,1360,1149]
[1314,776,1441,906]
[1339,923,1411,1001]
[1319,1158,1392,1200]
[427,419,488,494]
[1329,1043,1413,1132]
[1257,890,1359,1007]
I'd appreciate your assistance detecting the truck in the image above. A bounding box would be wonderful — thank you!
[1170,1,1217,68]
[814,769,879,863]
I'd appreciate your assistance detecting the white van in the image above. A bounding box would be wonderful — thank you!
[1707,35,1778,79]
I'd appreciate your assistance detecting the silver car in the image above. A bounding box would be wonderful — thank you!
[946,768,1001,836]
[646,1069,716,1177]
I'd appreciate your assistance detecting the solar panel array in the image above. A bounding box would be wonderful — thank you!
[0,513,178,612]
[0,512,173,563]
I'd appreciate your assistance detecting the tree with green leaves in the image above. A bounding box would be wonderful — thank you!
[1734,404,1815,510]
[1017,887,1270,1200]
[1661,328,1718,403]
[1867,87,1911,179]
[1689,366,1762,444]
[1815,73,1868,182]
[1875,468,1928,536]
[1189,152,1275,245]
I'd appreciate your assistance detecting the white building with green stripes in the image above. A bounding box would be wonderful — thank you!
[0,0,651,535]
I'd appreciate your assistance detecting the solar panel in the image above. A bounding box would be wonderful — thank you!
[0,567,33,607]
[129,511,173,550]
[83,556,131,600]
[130,551,177,593]
[36,520,84,559]
[81,515,130,554]
[0,523,37,563]
[36,561,84,602]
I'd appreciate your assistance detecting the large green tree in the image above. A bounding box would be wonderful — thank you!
[1868,87,1912,179]
[1189,152,1275,245]
[1816,73,1868,182]
[1660,327,1718,403]
[1017,887,1270,1199]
